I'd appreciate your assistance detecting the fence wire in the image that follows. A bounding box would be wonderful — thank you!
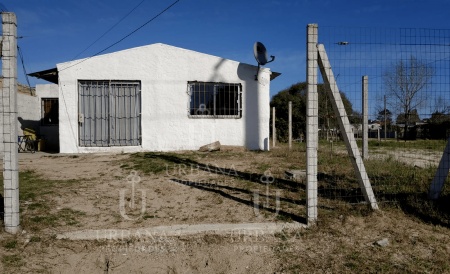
[313,26,450,224]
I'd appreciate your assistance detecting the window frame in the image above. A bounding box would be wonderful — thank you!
[187,81,242,119]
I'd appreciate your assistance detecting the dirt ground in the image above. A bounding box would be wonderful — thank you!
[0,147,449,273]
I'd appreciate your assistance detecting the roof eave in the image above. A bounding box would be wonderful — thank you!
[28,68,58,84]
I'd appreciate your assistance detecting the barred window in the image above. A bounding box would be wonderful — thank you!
[188,82,242,118]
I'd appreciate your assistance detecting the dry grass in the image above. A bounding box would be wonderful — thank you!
[0,142,449,272]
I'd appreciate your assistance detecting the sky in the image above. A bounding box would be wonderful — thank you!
[2,0,450,98]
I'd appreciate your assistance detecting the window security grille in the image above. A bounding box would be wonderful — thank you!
[188,82,242,118]
[78,80,141,147]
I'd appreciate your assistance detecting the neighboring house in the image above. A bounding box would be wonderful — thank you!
[350,124,362,137]
[368,122,381,131]
[30,43,280,153]
[0,80,59,152]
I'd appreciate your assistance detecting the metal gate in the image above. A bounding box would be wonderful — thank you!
[78,80,141,147]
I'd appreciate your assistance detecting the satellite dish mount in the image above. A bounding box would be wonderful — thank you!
[253,41,275,81]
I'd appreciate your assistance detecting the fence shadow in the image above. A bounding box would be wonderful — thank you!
[308,170,450,227]
[137,152,450,226]
[139,152,306,223]
[379,192,450,228]
[170,178,306,223]
[141,152,384,209]
[143,153,303,192]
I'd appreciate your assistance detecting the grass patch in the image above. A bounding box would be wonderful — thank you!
[27,202,48,211]
[368,139,447,151]
[30,236,41,243]
[57,208,86,226]
[128,152,196,175]
[0,170,86,232]
[128,150,248,176]
[19,170,81,201]
[25,208,85,230]
[2,254,25,268]
[3,240,17,249]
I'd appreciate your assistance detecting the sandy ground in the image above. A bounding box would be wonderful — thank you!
[0,149,449,273]
[1,151,296,273]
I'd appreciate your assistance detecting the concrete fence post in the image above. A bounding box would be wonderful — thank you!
[362,76,368,159]
[306,24,319,224]
[1,12,20,234]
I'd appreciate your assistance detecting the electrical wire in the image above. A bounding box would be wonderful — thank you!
[0,3,8,12]
[60,0,181,73]
[72,0,146,60]
[55,0,181,148]
[17,45,34,95]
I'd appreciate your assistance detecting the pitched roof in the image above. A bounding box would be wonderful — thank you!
[29,43,281,83]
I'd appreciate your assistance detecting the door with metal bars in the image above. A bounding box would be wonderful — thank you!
[78,80,141,147]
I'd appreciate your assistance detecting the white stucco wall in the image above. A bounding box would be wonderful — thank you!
[57,43,272,153]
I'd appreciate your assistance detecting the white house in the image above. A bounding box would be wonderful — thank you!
[30,43,280,153]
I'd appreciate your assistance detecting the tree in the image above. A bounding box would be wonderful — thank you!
[429,111,450,124]
[270,82,307,142]
[384,55,434,140]
[433,95,450,115]
[270,82,355,142]
[396,109,421,124]
[426,111,450,139]
[376,109,393,130]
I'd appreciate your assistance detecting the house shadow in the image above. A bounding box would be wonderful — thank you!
[17,117,40,135]
[17,117,60,153]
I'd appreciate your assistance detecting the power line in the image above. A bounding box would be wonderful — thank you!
[0,3,8,12]
[17,45,34,95]
[60,0,181,73]
[72,0,146,60]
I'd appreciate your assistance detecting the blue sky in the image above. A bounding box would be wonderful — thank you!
[3,0,450,97]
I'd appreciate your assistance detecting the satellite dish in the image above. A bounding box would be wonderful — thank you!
[253,41,275,80]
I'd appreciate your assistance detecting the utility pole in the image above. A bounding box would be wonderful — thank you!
[1,12,20,234]
[362,76,368,159]
[272,107,276,148]
[288,101,292,149]
[384,95,387,140]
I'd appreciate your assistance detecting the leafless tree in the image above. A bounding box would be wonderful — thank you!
[384,55,434,139]
[433,95,450,114]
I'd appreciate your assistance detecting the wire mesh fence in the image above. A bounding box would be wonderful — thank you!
[310,25,450,224]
